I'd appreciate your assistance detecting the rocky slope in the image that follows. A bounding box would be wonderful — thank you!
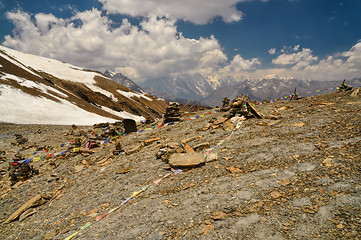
[0,89,360,239]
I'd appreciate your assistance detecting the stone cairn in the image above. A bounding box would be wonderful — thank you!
[164,102,181,123]
[223,97,249,119]
[338,79,353,91]
[8,154,37,185]
[223,96,263,119]
[11,134,28,146]
[220,97,231,112]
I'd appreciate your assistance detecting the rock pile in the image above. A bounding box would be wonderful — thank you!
[222,96,263,119]
[164,102,181,123]
[220,97,231,112]
[339,79,353,91]
[8,154,37,185]
[11,134,28,146]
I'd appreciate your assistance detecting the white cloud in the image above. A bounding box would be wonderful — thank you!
[3,9,227,82]
[221,54,261,73]
[272,48,318,69]
[99,0,244,24]
[293,44,300,51]
[268,48,276,55]
[240,41,361,81]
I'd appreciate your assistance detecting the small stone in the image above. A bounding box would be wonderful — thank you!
[74,165,84,173]
[212,211,228,220]
[226,166,242,173]
[302,206,315,214]
[42,229,57,240]
[144,138,161,146]
[206,152,218,162]
[278,178,291,186]
[336,224,344,229]
[184,144,195,153]
[213,117,228,125]
[199,224,215,235]
[115,167,132,174]
[270,191,282,199]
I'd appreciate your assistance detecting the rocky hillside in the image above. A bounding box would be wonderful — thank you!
[0,46,168,125]
[0,88,360,239]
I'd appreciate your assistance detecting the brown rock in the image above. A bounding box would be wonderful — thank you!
[206,152,218,162]
[199,224,215,235]
[212,211,229,220]
[246,102,263,119]
[226,166,242,173]
[278,178,291,186]
[213,117,228,125]
[184,144,195,153]
[115,167,132,174]
[4,194,50,224]
[144,137,161,146]
[169,152,206,167]
[193,142,210,151]
[42,229,58,240]
[270,191,282,199]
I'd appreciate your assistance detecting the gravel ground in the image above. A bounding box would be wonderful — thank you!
[0,89,360,240]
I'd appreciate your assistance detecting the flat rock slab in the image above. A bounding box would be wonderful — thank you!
[169,152,206,167]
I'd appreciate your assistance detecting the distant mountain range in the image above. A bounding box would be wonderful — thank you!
[0,46,167,125]
[201,78,361,107]
[105,68,361,107]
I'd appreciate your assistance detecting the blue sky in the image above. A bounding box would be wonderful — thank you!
[1,0,361,82]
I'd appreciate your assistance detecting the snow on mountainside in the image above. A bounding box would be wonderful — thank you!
[142,74,234,101]
[0,46,167,125]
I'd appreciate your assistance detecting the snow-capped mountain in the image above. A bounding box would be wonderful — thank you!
[142,74,235,101]
[104,70,145,94]
[0,46,167,125]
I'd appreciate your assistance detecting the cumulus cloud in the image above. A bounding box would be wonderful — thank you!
[3,9,228,82]
[244,41,361,81]
[222,54,261,73]
[272,48,318,69]
[99,0,243,24]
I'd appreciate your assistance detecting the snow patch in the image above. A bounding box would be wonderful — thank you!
[0,85,117,125]
[100,106,145,122]
[117,90,153,101]
[1,72,68,98]
[0,51,42,78]
[86,84,118,101]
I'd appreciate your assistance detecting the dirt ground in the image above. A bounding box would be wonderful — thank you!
[0,90,360,239]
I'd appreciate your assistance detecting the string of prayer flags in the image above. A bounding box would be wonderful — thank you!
[64,222,92,240]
